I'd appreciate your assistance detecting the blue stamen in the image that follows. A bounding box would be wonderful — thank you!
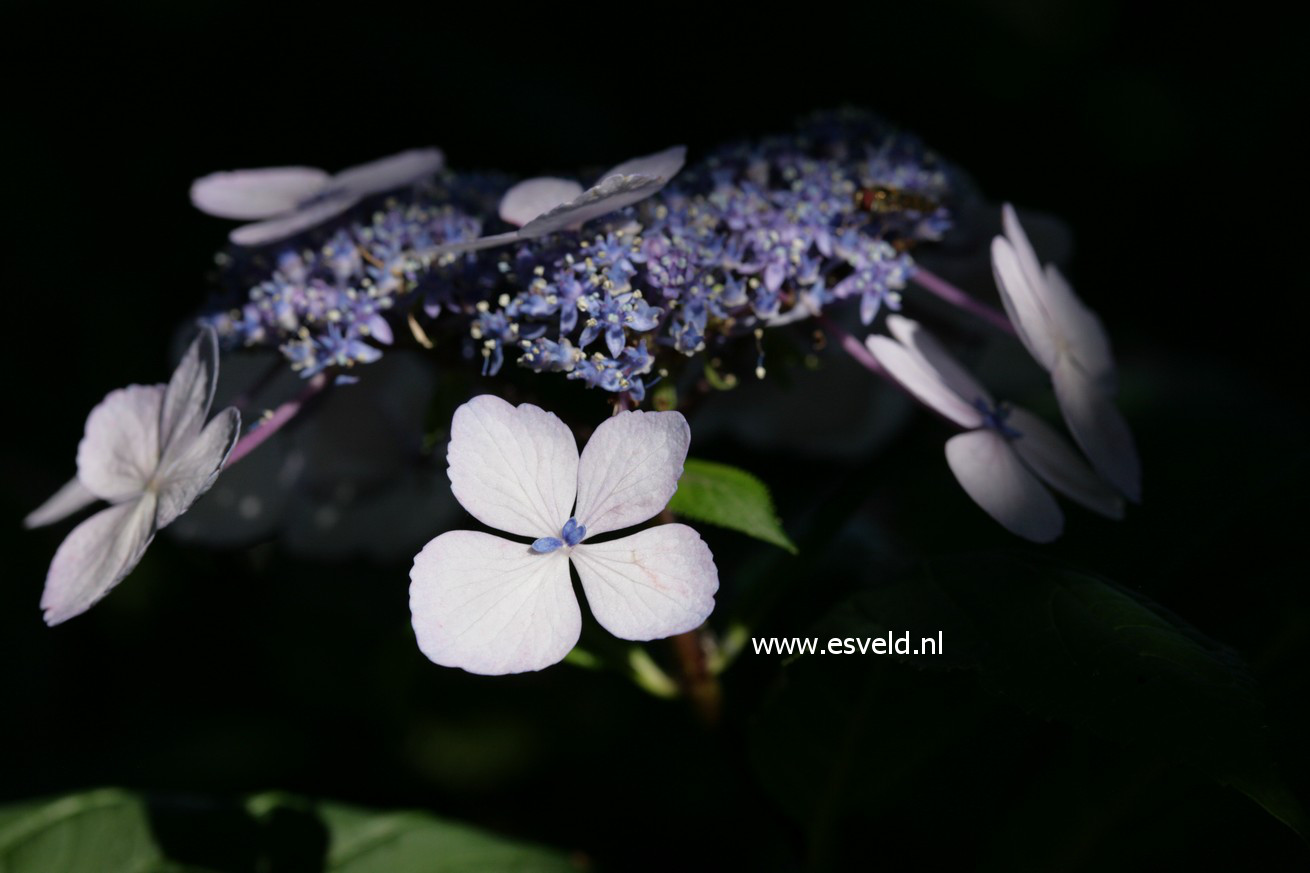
[532,536,564,553]
[972,397,1023,440]
[561,517,587,547]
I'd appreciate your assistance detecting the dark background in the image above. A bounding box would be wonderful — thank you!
[3,2,1305,870]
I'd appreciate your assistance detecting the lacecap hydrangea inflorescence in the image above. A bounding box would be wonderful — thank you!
[199,111,957,404]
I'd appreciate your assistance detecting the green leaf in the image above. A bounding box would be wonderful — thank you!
[314,802,578,872]
[836,554,1307,839]
[0,790,183,873]
[669,458,797,553]
[0,790,580,873]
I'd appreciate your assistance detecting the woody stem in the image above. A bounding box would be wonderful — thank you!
[659,508,722,725]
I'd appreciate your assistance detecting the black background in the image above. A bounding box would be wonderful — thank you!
[3,2,1305,870]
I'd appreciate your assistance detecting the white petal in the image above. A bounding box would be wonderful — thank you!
[1006,407,1124,519]
[1001,203,1050,304]
[517,173,671,239]
[498,177,585,227]
[156,407,242,528]
[991,235,1060,371]
[574,410,689,536]
[429,230,523,256]
[25,477,97,529]
[332,147,445,197]
[447,394,579,538]
[409,530,579,674]
[41,494,157,626]
[886,315,993,411]
[167,426,295,546]
[571,523,717,640]
[190,167,330,219]
[865,334,982,428]
[159,326,219,465]
[76,384,163,502]
[1052,358,1141,502]
[228,194,360,246]
[597,145,687,184]
[945,430,1063,543]
[431,150,682,254]
[1043,264,1116,390]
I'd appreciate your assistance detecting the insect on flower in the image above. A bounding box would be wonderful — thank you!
[25,328,241,624]
[853,184,940,215]
[409,394,718,675]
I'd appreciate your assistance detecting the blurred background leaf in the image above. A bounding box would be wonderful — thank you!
[0,790,579,873]
[822,554,1306,836]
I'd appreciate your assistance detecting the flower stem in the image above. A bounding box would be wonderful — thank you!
[225,373,329,467]
[670,628,722,726]
[654,505,723,724]
[816,313,886,378]
[911,267,1015,335]
[820,313,965,430]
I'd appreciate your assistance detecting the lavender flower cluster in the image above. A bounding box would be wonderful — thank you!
[201,112,957,402]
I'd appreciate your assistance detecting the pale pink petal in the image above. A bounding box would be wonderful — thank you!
[409,530,579,674]
[991,235,1060,371]
[156,407,242,528]
[517,173,670,239]
[570,523,717,640]
[332,147,445,197]
[228,194,360,246]
[447,395,579,538]
[573,410,689,536]
[598,145,687,184]
[498,178,586,227]
[1043,264,1116,390]
[945,430,1063,543]
[1001,203,1050,302]
[159,327,219,464]
[886,315,993,411]
[865,334,982,428]
[41,494,157,626]
[1052,358,1141,502]
[24,477,98,529]
[1006,406,1124,519]
[76,384,164,502]
[429,230,523,256]
[1000,205,1118,390]
[189,167,330,219]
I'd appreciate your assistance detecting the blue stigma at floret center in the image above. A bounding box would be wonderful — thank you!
[532,518,587,554]
[972,397,1023,440]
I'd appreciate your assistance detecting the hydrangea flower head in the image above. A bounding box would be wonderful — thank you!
[867,315,1121,542]
[409,395,718,675]
[25,328,241,624]
[199,112,946,399]
[991,204,1141,501]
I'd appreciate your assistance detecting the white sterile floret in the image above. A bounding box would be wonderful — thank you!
[409,394,718,675]
[867,315,1122,543]
[436,146,687,256]
[991,204,1141,501]
[25,328,241,624]
[190,148,444,246]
